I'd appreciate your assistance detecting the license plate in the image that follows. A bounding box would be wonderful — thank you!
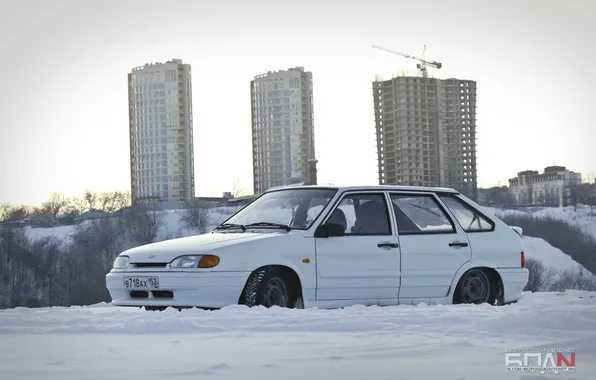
[123,277,159,289]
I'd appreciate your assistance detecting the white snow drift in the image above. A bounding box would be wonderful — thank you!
[1,291,595,380]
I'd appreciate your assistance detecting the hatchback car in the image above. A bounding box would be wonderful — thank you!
[106,185,529,310]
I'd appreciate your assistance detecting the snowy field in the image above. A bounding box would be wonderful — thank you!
[1,291,595,380]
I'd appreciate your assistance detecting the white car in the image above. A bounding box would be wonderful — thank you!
[106,185,529,310]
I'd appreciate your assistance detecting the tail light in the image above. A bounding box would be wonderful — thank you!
[521,251,525,268]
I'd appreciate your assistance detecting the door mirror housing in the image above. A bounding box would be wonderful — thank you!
[314,222,346,238]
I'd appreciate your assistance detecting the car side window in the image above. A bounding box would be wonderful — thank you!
[439,195,494,232]
[390,194,455,235]
[303,196,335,226]
[328,193,392,235]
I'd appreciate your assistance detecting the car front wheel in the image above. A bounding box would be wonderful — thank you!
[243,266,300,308]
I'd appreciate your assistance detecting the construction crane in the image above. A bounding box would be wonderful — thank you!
[372,44,442,77]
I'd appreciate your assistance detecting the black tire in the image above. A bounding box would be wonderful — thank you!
[243,266,300,308]
[454,268,495,305]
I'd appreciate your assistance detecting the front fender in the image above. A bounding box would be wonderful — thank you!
[209,233,316,289]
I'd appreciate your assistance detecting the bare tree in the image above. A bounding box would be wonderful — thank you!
[524,258,557,292]
[485,186,514,206]
[5,205,32,221]
[232,178,249,198]
[83,190,98,211]
[0,203,10,222]
[524,258,545,292]
[182,200,210,234]
[68,196,88,217]
[98,192,117,212]
[568,184,592,211]
[588,194,596,217]
[112,191,131,210]
[550,268,596,292]
[124,202,163,246]
[40,193,70,220]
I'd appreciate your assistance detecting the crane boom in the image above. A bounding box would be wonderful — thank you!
[372,45,442,77]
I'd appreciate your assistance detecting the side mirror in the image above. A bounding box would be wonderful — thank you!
[314,222,345,238]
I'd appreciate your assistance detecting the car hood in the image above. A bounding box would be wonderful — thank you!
[122,231,292,263]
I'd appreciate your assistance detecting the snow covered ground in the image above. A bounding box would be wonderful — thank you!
[1,291,595,380]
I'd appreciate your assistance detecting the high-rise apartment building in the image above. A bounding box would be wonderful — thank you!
[128,59,195,204]
[250,67,317,194]
[373,75,477,199]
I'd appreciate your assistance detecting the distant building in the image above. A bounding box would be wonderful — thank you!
[373,74,478,199]
[508,166,582,206]
[128,59,195,204]
[477,186,512,206]
[250,67,317,194]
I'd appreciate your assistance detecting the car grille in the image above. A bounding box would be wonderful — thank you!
[132,262,168,268]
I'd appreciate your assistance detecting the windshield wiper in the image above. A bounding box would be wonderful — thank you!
[214,223,246,231]
[244,222,292,231]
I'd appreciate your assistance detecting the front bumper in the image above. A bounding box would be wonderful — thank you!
[496,268,529,304]
[105,271,251,309]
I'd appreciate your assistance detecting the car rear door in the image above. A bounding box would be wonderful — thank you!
[388,191,472,301]
[315,191,401,301]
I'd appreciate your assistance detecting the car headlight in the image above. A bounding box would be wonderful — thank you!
[170,255,220,269]
[113,255,130,270]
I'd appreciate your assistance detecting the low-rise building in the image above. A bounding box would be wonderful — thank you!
[477,186,513,206]
[508,166,582,207]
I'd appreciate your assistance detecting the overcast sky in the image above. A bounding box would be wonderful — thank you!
[1,0,594,205]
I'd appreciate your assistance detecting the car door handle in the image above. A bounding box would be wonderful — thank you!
[377,242,399,248]
[449,241,469,248]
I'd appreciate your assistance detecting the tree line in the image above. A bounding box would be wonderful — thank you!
[0,200,222,309]
[524,258,596,293]
[0,190,132,224]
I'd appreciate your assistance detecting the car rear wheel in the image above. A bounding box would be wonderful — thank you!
[456,269,492,304]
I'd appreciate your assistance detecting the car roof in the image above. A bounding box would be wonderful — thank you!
[266,184,459,194]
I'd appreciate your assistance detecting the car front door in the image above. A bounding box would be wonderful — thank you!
[315,192,401,301]
[389,191,472,301]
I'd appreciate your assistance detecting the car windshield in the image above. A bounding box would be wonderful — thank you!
[220,188,338,230]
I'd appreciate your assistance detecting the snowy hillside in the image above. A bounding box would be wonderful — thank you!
[23,205,242,246]
[1,291,595,379]
[486,205,596,241]
[523,236,593,276]
[528,206,596,239]
[24,203,595,276]
[19,203,596,283]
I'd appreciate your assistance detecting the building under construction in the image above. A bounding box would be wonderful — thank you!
[372,46,478,199]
